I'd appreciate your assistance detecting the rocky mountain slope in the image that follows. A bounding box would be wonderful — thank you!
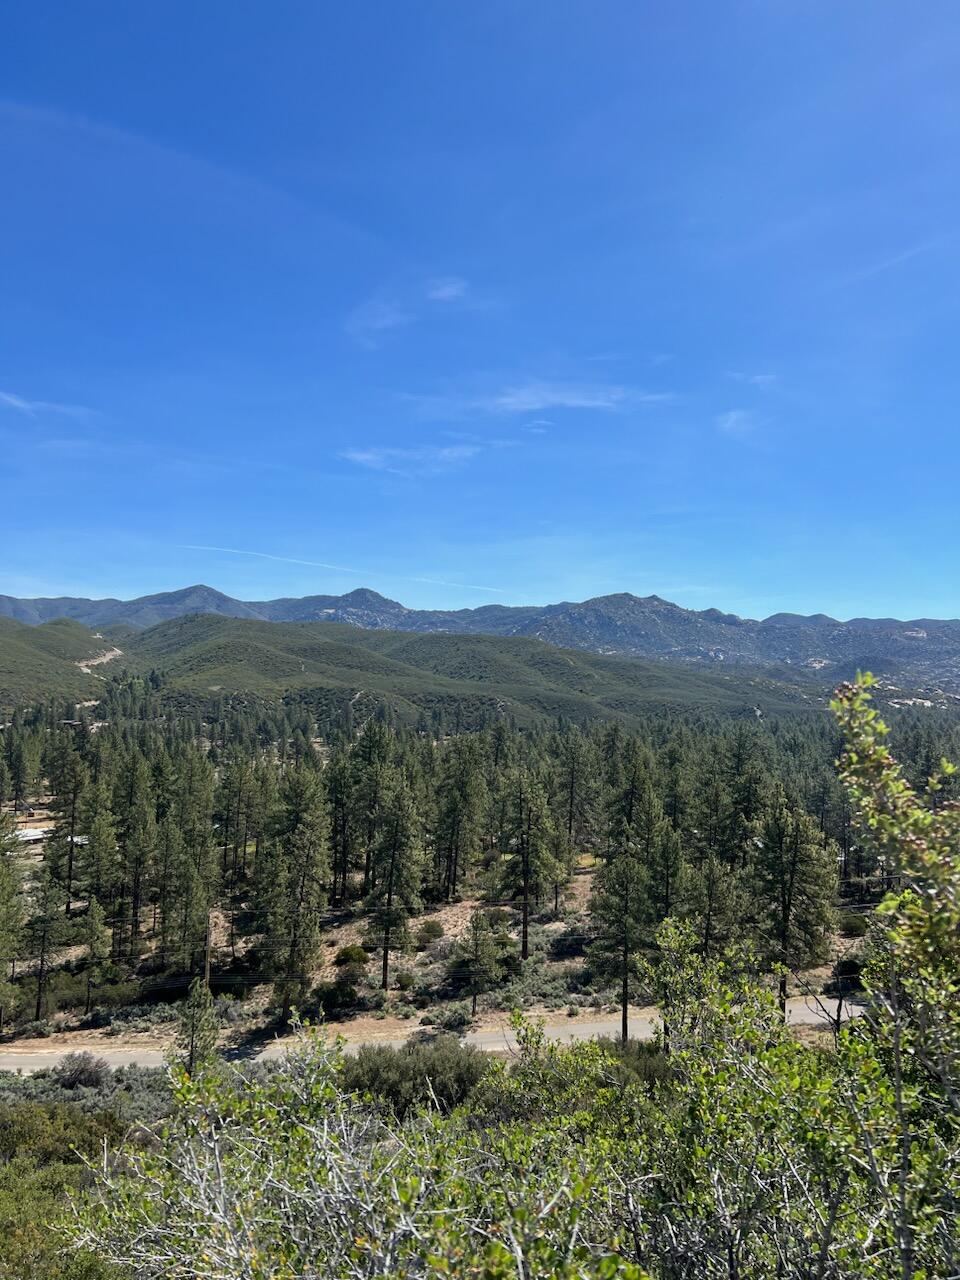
[2,585,959,686]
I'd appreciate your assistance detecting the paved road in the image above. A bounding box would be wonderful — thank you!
[0,996,859,1074]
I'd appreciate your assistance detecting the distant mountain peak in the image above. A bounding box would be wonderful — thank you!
[2,584,959,690]
[339,587,403,609]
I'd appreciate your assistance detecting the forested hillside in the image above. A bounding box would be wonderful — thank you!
[0,612,819,723]
[1,670,956,1035]
[0,618,104,707]
[122,614,817,723]
[5,584,960,688]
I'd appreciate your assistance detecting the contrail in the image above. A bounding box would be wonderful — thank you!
[183,545,366,574]
[180,545,503,594]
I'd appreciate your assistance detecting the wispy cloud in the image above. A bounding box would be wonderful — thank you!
[180,544,502,593]
[726,371,777,388]
[489,381,666,412]
[716,409,759,440]
[0,390,95,419]
[346,275,476,346]
[831,238,946,289]
[341,444,481,476]
[344,298,415,348]
[426,276,468,302]
[407,381,672,418]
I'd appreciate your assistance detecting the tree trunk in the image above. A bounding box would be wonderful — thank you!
[65,789,78,916]
[381,826,398,990]
[621,944,629,1042]
[381,923,391,990]
[35,931,47,1022]
[521,884,529,960]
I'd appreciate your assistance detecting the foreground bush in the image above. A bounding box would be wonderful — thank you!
[0,1100,119,1280]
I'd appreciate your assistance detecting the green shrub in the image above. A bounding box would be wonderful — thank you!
[0,1099,119,1278]
[839,911,869,938]
[595,1037,671,1091]
[549,926,587,958]
[436,1001,473,1032]
[334,944,370,967]
[341,1035,489,1118]
[311,976,361,1018]
[395,969,415,991]
[52,1052,111,1091]
[416,920,445,949]
[484,908,513,929]
[0,1099,120,1167]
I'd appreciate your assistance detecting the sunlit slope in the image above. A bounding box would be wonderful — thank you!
[125,614,819,724]
[0,618,103,707]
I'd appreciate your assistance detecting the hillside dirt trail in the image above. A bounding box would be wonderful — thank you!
[77,646,123,675]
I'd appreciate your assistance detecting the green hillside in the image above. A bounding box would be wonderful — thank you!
[123,614,821,725]
[0,618,103,709]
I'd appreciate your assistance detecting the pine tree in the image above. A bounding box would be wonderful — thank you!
[660,733,693,835]
[80,777,117,908]
[264,767,330,1022]
[24,867,67,1021]
[365,772,422,989]
[83,897,110,1014]
[755,788,838,1009]
[8,739,29,814]
[435,739,487,900]
[677,852,749,959]
[588,851,650,1041]
[173,748,218,972]
[326,749,355,906]
[501,766,556,960]
[174,977,219,1076]
[47,743,89,914]
[352,721,394,896]
[0,814,23,1030]
[556,728,600,855]
[647,820,684,924]
[447,908,514,1015]
[155,815,185,967]
[112,752,157,960]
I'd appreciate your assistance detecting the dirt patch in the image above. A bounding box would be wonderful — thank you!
[77,646,123,675]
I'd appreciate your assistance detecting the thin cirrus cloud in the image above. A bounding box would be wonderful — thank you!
[726,371,777,388]
[406,381,673,418]
[486,382,649,412]
[341,443,481,477]
[180,544,502,594]
[344,298,415,349]
[0,389,95,419]
[346,275,472,347]
[425,276,468,302]
[716,409,759,440]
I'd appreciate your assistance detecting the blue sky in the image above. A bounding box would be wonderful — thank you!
[3,3,960,620]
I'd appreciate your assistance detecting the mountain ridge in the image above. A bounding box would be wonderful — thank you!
[0,612,817,723]
[2,584,959,685]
